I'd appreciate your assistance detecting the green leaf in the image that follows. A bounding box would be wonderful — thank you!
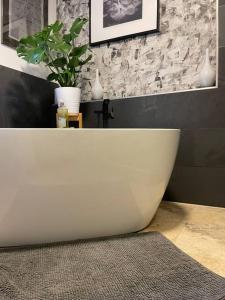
[47,72,59,81]
[47,72,65,86]
[70,44,88,58]
[19,36,37,47]
[69,18,87,39]
[47,37,71,54]
[31,48,46,64]
[68,56,80,68]
[17,45,45,64]
[79,54,92,65]
[48,57,67,68]
[51,21,63,33]
[63,33,72,44]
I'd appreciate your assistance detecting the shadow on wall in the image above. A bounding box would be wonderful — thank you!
[0,65,56,128]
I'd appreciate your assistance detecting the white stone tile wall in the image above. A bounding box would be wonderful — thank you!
[57,0,217,101]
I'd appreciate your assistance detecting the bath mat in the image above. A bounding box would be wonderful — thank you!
[0,232,225,300]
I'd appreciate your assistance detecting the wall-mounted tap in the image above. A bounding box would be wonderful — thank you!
[95,99,114,128]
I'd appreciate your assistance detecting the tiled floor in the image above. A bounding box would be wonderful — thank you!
[143,201,225,278]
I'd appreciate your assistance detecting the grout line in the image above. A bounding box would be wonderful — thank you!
[175,165,225,169]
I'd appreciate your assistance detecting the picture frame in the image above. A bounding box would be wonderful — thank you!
[1,0,48,49]
[90,0,160,46]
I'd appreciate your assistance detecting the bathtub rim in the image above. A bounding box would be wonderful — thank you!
[0,128,181,131]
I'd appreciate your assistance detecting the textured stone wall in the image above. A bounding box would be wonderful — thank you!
[57,0,217,101]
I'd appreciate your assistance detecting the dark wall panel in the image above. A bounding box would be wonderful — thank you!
[166,166,225,207]
[0,65,55,128]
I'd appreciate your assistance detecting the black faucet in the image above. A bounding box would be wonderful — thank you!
[95,99,114,128]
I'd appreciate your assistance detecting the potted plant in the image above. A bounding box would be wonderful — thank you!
[16,18,92,114]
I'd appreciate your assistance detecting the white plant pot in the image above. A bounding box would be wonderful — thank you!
[55,87,81,114]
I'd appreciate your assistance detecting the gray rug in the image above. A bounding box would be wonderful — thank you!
[0,232,225,300]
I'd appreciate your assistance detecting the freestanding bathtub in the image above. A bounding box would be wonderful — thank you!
[0,129,180,247]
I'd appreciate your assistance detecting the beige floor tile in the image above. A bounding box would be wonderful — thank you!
[143,201,225,278]
[174,225,225,277]
[144,202,194,241]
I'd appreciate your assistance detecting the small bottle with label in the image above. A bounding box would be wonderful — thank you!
[57,102,68,128]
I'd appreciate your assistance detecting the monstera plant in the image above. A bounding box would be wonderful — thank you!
[16,18,92,114]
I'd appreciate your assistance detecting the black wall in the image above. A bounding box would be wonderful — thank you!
[0,65,55,128]
[0,2,224,207]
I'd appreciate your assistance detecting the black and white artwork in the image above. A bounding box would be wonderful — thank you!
[90,0,159,46]
[103,0,143,28]
[2,0,48,49]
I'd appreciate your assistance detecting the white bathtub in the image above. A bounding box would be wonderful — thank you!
[0,129,180,247]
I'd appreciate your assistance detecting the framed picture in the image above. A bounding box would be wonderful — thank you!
[90,0,159,46]
[1,0,48,49]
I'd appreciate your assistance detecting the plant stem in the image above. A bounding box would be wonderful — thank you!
[46,50,65,86]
